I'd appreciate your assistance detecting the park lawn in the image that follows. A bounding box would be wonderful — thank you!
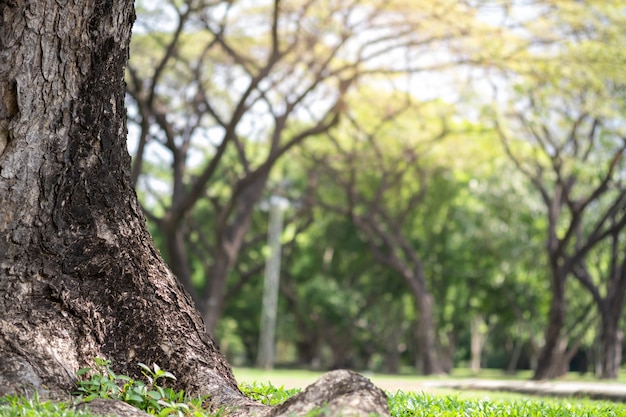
[386,392,626,417]
[236,367,626,416]
[232,366,626,392]
[2,389,626,417]
[233,366,626,390]
[3,367,626,416]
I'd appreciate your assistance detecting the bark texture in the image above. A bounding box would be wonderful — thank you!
[0,0,245,407]
[0,1,389,416]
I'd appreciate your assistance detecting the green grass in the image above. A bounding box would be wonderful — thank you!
[238,382,626,416]
[389,392,626,417]
[2,388,626,417]
[232,366,626,387]
[3,367,626,416]
[232,368,626,416]
[0,394,97,417]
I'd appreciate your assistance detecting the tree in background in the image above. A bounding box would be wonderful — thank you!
[295,78,551,374]
[126,0,495,335]
[303,86,461,374]
[493,9,626,375]
[496,81,626,379]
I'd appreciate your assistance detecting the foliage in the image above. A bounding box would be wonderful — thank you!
[75,358,206,417]
[239,382,300,406]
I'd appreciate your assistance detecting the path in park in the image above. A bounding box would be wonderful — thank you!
[384,379,626,402]
[238,372,626,403]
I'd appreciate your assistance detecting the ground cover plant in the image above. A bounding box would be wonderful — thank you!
[2,364,626,417]
[74,358,207,417]
[0,394,96,417]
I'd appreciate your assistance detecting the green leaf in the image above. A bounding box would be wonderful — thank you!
[138,363,151,374]
[147,390,162,400]
[126,393,145,404]
[157,407,176,417]
[163,371,177,380]
[76,367,92,376]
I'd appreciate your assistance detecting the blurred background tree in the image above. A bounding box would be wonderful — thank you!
[126,0,626,379]
[489,0,626,379]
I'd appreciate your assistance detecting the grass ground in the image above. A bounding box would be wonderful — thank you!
[232,366,536,394]
[3,367,626,416]
[233,366,626,390]
[233,367,626,404]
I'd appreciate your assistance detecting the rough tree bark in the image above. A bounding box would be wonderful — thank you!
[0,1,389,416]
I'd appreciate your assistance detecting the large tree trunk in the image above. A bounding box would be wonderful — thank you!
[0,1,389,416]
[0,0,254,409]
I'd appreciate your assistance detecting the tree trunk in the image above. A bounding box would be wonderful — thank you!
[415,292,444,375]
[203,254,233,335]
[0,0,254,408]
[437,330,456,374]
[0,1,389,415]
[202,173,269,334]
[162,219,196,299]
[470,315,486,374]
[534,270,567,380]
[505,336,523,374]
[596,262,626,379]
[599,305,624,379]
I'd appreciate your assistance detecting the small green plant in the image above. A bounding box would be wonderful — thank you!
[75,358,206,417]
[238,383,329,417]
[75,357,125,400]
[239,382,300,406]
